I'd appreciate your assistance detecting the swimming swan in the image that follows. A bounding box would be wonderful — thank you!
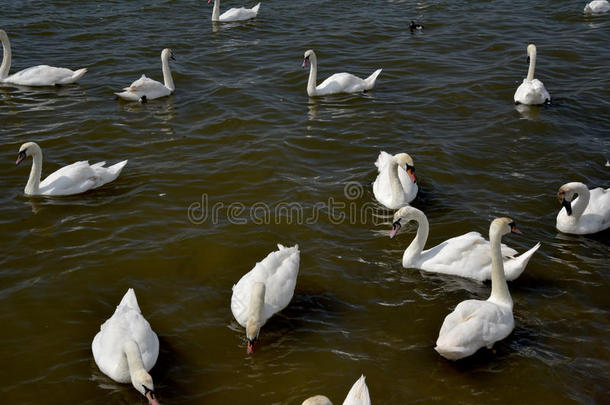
[556,182,610,234]
[0,29,87,86]
[302,375,371,405]
[116,48,175,103]
[584,0,610,14]
[373,151,417,209]
[390,206,540,281]
[208,0,260,22]
[435,217,521,360]
[302,50,382,97]
[514,44,550,105]
[92,289,160,405]
[231,244,300,353]
[16,141,127,196]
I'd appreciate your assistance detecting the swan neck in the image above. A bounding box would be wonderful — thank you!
[570,184,590,218]
[246,282,265,339]
[307,54,318,97]
[0,32,11,79]
[402,210,428,266]
[388,159,403,205]
[488,231,512,306]
[124,340,147,376]
[212,0,220,21]
[527,48,536,81]
[25,149,42,195]
[161,54,174,91]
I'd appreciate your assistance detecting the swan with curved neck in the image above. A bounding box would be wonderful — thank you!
[231,244,300,353]
[0,29,87,86]
[302,50,382,97]
[514,44,550,105]
[390,206,540,281]
[435,217,519,360]
[302,375,371,405]
[115,48,175,103]
[584,0,610,14]
[373,151,417,209]
[16,141,127,196]
[92,289,160,404]
[208,0,261,22]
[556,182,610,234]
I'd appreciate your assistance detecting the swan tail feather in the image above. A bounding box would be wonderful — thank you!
[364,68,382,89]
[59,68,87,84]
[251,2,261,13]
[505,242,541,281]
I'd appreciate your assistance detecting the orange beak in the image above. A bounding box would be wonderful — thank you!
[407,168,416,183]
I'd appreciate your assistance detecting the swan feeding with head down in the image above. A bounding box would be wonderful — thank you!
[116,48,175,103]
[514,44,550,105]
[556,182,610,234]
[92,289,160,405]
[231,244,300,353]
[0,29,87,86]
[208,0,261,22]
[373,151,417,209]
[435,217,522,360]
[302,50,382,97]
[15,142,127,197]
[301,375,371,405]
[390,206,540,282]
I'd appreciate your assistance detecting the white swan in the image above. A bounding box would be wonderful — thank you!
[514,44,550,105]
[302,375,371,405]
[435,217,520,360]
[373,151,417,209]
[208,0,261,22]
[0,29,87,86]
[15,142,127,196]
[302,50,382,97]
[116,48,175,103]
[390,206,540,281]
[92,289,160,405]
[231,244,300,353]
[584,0,610,14]
[556,182,610,234]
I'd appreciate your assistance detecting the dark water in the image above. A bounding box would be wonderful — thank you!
[1,0,609,404]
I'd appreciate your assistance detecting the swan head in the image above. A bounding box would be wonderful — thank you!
[490,217,522,237]
[526,44,536,63]
[390,205,419,238]
[557,182,583,216]
[161,48,175,62]
[131,369,160,405]
[394,153,416,183]
[302,395,333,405]
[302,49,316,68]
[246,316,262,354]
[16,142,41,165]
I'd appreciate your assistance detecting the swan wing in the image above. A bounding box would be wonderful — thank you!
[343,375,371,405]
[579,187,610,232]
[39,160,126,196]
[117,75,171,101]
[219,3,260,21]
[372,151,394,206]
[231,244,300,326]
[316,72,367,95]
[92,289,159,382]
[4,65,83,86]
[436,300,513,360]
[514,78,550,105]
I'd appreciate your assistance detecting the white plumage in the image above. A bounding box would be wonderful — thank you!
[391,206,540,281]
[16,142,127,196]
[584,0,610,14]
[514,44,550,105]
[373,151,417,209]
[556,182,610,235]
[301,375,371,405]
[209,0,261,22]
[0,29,87,86]
[302,50,382,97]
[116,48,175,103]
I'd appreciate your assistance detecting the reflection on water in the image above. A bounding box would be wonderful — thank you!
[515,103,541,121]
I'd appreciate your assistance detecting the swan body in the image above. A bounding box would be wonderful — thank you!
[209,0,260,22]
[116,48,175,103]
[584,0,610,14]
[435,218,519,360]
[231,244,300,353]
[390,206,540,281]
[302,50,382,97]
[373,151,417,209]
[514,44,550,105]
[302,375,371,405]
[16,142,127,196]
[0,29,87,86]
[92,289,160,404]
[556,182,610,234]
